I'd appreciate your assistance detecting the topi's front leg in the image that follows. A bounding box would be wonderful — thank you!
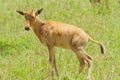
[47,45,59,77]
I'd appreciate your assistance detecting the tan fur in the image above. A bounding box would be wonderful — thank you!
[17,9,105,79]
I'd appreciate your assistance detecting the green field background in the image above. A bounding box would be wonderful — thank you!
[0,0,120,80]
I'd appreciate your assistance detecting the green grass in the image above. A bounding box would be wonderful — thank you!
[0,0,120,80]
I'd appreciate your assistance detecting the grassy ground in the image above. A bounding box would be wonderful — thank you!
[0,0,120,80]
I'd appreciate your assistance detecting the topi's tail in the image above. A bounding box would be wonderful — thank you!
[89,38,105,54]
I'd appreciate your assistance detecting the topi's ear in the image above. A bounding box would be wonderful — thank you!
[35,8,43,16]
[16,10,24,15]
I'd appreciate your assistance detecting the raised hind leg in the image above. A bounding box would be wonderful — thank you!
[82,50,93,79]
[83,50,93,79]
[79,58,86,74]
[72,47,93,79]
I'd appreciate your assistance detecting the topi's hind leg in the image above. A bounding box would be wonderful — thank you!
[79,58,86,74]
[83,50,93,80]
[74,51,86,74]
[72,47,93,79]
